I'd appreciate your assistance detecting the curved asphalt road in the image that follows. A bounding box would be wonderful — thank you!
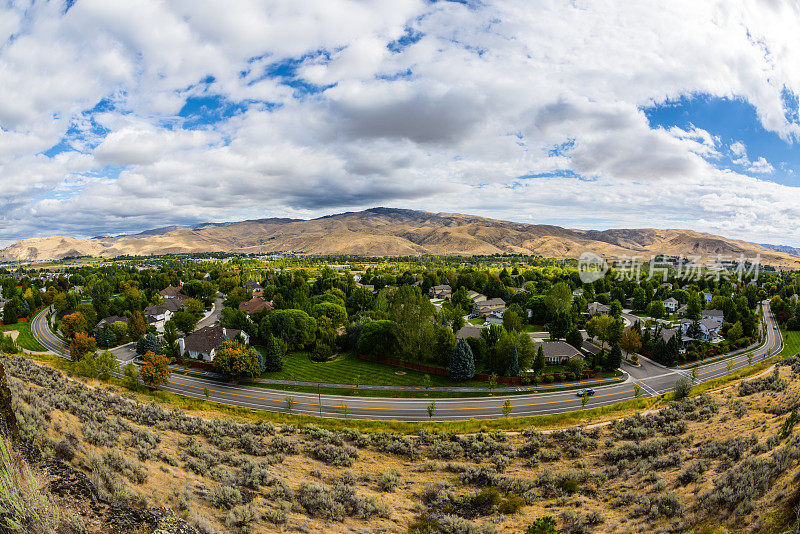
[29,303,782,421]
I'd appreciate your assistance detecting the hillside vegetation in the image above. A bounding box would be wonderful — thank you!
[2,208,798,266]
[1,354,799,533]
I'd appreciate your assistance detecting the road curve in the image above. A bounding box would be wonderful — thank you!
[28,303,783,421]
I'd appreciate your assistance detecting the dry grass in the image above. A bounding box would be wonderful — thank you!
[3,353,800,533]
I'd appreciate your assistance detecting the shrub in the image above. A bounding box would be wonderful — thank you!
[673,376,692,400]
[311,443,358,467]
[377,471,400,492]
[209,485,243,510]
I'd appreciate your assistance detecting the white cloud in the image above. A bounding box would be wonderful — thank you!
[1,0,800,246]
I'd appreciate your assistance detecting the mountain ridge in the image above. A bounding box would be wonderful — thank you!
[2,207,798,267]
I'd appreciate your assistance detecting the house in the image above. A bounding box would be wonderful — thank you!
[702,292,713,303]
[160,285,184,299]
[572,288,584,297]
[239,297,273,315]
[456,324,484,340]
[660,328,679,343]
[485,310,504,325]
[677,304,687,316]
[701,309,724,323]
[468,290,487,303]
[587,302,610,316]
[429,284,452,299]
[96,315,127,330]
[244,282,264,297]
[581,340,602,358]
[473,297,506,317]
[680,318,722,341]
[663,297,679,313]
[161,297,185,313]
[534,341,583,365]
[144,305,173,332]
[178,326,250,361]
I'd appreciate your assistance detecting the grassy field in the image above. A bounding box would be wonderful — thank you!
[255,349,485,387]
[778,328,800,358]
[468,317,485,325]
[0,321,48,352]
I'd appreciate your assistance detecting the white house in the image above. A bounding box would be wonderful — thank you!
[663,297,679,313]
[144,305,172,332]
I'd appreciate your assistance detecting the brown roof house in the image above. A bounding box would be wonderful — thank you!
[238,297,273,315]
[473,298,506,317]
[143,305,172,332]
[456,324,484,340]
[160,285,184,299]
[533,341,583,365]
[429,284,452,299]
[177,326,250,361]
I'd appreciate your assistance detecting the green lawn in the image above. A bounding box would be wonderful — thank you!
[255,349,485,387]
[0,321,48,352]
[523,324,544,332]
[778,328,800,358]
[468,317,485,325]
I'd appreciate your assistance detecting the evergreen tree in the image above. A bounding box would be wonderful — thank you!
[566,328,583,350]
[534,345,546,373]
[261,334,283,372]
[448,339,475,381]
[507,347,519,377]
[136,332,162,355]
[606,343,622,371]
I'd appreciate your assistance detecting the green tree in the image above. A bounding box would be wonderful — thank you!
[357,320,400,358]
[548,309,572,340]
[502,399,512,417]
[632,287,648,311]
[534,345,546,374]
[388,285,436,362]
[122,362,140,391]
[647,300,666,319]
[544,282,572,316]
[433,325,457,366]
[427,400,437,419]
[606,343,622,371]
[213,341,262,380]
[566,328,583,350]
[260,309,317,351]
[448,339,476,381]
[261,334,284,372]
[136,332,162,356]
[726,320,743,342]
[507,347,520,377]
[503,308,523,332]
[686,293,702,320]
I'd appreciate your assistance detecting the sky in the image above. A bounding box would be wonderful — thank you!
[2,0,800,247]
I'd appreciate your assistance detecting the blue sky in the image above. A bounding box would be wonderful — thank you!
[2,0,800,248]
[645,95,798,185]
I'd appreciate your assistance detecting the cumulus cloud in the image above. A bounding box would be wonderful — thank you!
[1,0,800,246]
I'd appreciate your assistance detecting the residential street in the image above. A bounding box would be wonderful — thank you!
[27,302,782,421]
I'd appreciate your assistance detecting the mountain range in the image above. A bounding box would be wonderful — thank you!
[2,207,798,267]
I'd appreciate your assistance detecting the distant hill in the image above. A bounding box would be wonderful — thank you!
[759,243,800,258]
[2,207,798,267]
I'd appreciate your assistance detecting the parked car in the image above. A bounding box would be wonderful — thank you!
[577,388,595,397]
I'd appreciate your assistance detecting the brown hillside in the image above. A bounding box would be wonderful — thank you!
[2,207,798,267]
